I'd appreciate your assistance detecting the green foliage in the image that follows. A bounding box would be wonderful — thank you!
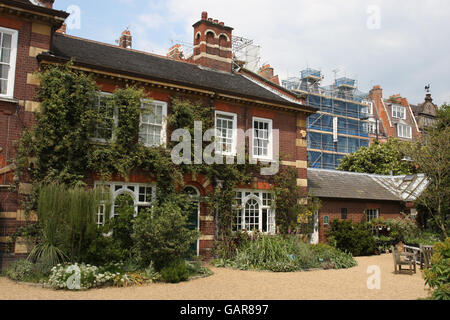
[132,196,199,270]
[326,220,376,256]
[423,238,450,300]
[384,217,420,243]
[160,259,190,283]
[29,184,109,266]
[310,244,358,269]
[5,259,34,282]
[213,233,357,272]
[16,63,98,186]
[272,167,320,234]
[404,106,450,237]
[337,138,416,175]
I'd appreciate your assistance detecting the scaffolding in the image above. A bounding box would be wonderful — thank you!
[282,68,370,169]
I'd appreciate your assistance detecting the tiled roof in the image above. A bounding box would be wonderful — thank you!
[39,34,316,112]
[307,168,428,202]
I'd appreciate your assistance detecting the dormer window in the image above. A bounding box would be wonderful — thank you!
[392,105,406,119]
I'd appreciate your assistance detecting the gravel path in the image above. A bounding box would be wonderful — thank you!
[0,254,429,300]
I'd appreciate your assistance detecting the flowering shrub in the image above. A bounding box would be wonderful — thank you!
[47,263,117,290]
[47,262,163,290]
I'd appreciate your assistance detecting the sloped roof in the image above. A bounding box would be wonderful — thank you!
[39,34,316,112]
[1,0,68,18]
[307,168,428,202]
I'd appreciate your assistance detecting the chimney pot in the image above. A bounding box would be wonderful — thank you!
[202,11,208,20]
[37,0,55,9]
[56,23,67,34]
[119,28,132,49]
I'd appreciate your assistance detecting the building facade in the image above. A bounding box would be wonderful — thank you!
[366,85,423,144]
[0,1,317,269]
[282,69,370,169]
[308,168,428,243]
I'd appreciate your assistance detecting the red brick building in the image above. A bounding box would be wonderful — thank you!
[0,1,317,268]
[366,85,422,144]
[307,168,428,243]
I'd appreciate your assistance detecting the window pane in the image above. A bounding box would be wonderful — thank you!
[2,33,11,49]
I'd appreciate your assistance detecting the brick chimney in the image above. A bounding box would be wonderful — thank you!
[369,85,383,100]
[56,23,66,34]
[36,0,55,8]
[119,29,132,49]
[258,64,280,85]
[191,11,233,72]
[167,44,184,60]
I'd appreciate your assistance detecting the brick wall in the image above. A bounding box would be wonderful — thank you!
[318,198,404,243]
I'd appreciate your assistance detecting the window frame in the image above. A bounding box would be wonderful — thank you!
[94,181,156,225]
[214,110,237,156]
[341,208,348,220]
[90,92,117,143]
[323,215,329,226]
[0,26,18,98]
[232,189,275,234]
[252,116,273,161]
[139,99,168,147]
[397,123,412,139]
[392,104,406,120]
[366,209,379,222]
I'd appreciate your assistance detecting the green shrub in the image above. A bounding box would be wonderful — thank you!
[326,220,376,256]
[423,238,450,300]
[160,260,190,283]
[5,259,34,282]
[311,244,358,269]
[215,234,357,272]
[385,218,420,243]
[132,198,199,270]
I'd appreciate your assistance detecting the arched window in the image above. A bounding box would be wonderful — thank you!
[206,31,215,44]
[94,182,155,224]
[113,192,135,218]
[244,198,260,232]
[232,191,275,234]
[219,34,228,57]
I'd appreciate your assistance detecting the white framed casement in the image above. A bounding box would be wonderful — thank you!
[232,190,275,234]
[366,209,379,222]
[0,27,18,98]
[139,99,167,147]
[392,104,406,120]
[397,123,412,139]
[91,92,116,143]
[252,117,273,160]
[215,110,237,156]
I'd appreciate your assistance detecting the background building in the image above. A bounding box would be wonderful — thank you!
[282,69,370,169]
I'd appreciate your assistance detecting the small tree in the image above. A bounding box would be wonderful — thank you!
[405,105,450,237]
[132,195,199,270]
[337,138,416,175]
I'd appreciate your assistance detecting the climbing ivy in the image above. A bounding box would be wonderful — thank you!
[15,62,311,248]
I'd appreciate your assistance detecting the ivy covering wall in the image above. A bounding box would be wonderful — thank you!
[15,63,316,243]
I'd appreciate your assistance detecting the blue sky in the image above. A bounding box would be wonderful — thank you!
[52,0,450,106]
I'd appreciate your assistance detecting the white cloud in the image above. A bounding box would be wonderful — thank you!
[158,0,450,105]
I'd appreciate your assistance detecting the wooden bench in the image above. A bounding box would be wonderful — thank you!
[392,246,416,274]
[420,245,434,269]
